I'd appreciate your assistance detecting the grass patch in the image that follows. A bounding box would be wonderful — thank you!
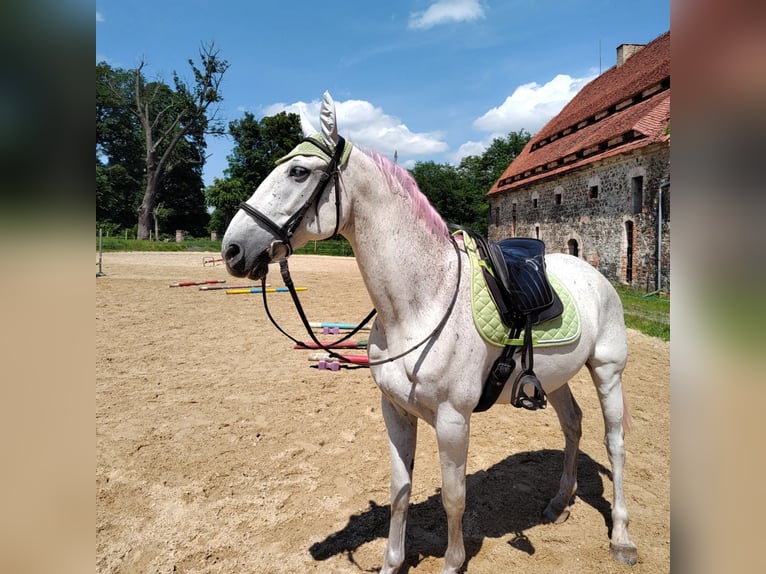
[96,236,354,254]
[614,285,670,341]
[98,237,222,252]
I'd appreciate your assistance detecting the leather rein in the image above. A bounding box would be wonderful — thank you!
[235,137,462,367]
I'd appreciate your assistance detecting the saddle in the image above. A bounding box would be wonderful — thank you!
[456,228,563,412]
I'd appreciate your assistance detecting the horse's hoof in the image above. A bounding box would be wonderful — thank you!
[610,543,638,565]
[541,505,569,524]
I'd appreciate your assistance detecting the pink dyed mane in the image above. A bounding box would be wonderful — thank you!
[364,150,449,237]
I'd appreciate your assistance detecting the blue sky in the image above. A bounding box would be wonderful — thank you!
[96,1,669,186]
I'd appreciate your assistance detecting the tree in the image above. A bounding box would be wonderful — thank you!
[130,43,228,239]
[458,130,531,194]
[409,130,532,236]
[226,111,303,192]
[156,138,209,236]
[205,177,246,233]
[97,63,144,229]
[206,111,303,233]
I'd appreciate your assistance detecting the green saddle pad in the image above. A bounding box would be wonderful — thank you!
[458,231,581,348]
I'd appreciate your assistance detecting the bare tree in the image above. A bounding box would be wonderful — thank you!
[133,43,228,239]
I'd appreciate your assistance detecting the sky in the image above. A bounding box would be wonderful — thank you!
[96,0,669,186]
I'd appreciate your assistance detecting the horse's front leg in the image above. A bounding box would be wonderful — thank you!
[435,404,470,574]
[380,395,418,574]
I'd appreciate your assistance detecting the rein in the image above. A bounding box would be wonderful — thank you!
[237,135,463,367]
[262,235,462,367]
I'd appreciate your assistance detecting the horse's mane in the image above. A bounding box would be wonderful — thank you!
[362,149,449,237]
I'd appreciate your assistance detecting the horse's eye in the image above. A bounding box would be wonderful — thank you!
[289,166,310,179]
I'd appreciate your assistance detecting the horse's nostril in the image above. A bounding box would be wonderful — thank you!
[224,242,247,276]
[224,243,241,262]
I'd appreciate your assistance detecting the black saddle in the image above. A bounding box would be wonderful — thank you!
[455,227,563,413]
[485,237,563,326]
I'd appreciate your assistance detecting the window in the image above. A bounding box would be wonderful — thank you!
[532,197,538,208]
[535,224,540,239]
[554,192,562,206]
[631,176,643,214]
[568,239,579,257]
[589,185,599,200]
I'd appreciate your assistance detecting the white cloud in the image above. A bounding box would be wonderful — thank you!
[472,73,596,135]
[262,98,448,157]
[408,0,485,30]
[448,140,488,163]
[96,11,104,22]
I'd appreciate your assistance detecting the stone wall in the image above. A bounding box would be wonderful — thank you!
[488,142,670,292]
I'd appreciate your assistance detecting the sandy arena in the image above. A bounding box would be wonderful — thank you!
[96,251,669,573]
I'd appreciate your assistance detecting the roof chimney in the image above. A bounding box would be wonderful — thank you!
[616,43,645,66]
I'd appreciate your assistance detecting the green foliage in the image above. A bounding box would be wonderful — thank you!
[410,130,532,235]
[225,111,304,191]
[206,177,247,234]
[206,111,303,234]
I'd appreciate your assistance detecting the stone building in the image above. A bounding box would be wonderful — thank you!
[487,31,670,293]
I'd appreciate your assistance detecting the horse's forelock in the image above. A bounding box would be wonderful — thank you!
[364,150,449,237]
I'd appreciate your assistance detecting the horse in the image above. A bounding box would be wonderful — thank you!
[221,92,637,573]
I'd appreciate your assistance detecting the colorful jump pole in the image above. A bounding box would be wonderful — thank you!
[170,279,227,287]
[308,321,372,331]
[199,284,267,291]
[225,287,307,295]
[308,352,369,365]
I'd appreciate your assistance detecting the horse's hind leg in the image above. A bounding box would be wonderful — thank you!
[542,383,582,524]
[380,395,418,574]
[587,355,638,565]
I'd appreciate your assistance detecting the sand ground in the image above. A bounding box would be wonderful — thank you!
[96,251,669,573]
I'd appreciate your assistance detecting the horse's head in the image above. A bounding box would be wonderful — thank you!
[222,92,352,280]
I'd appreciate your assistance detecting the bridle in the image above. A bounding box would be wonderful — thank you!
[235,135,463,367]
[237,135,346,258]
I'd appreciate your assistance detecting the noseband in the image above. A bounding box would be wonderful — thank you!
[237,135,346,257]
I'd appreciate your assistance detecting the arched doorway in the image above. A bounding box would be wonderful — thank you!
[567,238,579,257]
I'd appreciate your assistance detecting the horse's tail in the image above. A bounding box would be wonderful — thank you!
[622,386,633,433]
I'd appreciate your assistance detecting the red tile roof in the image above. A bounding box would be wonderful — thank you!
[489,31,670,196]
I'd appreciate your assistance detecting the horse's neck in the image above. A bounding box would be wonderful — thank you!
[342,157,455,328]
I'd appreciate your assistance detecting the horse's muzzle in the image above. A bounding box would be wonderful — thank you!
[222,243,270,280]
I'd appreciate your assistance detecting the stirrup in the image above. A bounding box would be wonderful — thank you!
[511,370,547,410]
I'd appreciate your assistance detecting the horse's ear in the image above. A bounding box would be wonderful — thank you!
[298,103,318,137]
[319,91,339,147]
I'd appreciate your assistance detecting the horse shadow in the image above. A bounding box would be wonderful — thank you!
[309,449,613,573]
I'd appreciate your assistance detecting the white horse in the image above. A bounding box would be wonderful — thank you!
[222,92,637,573]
